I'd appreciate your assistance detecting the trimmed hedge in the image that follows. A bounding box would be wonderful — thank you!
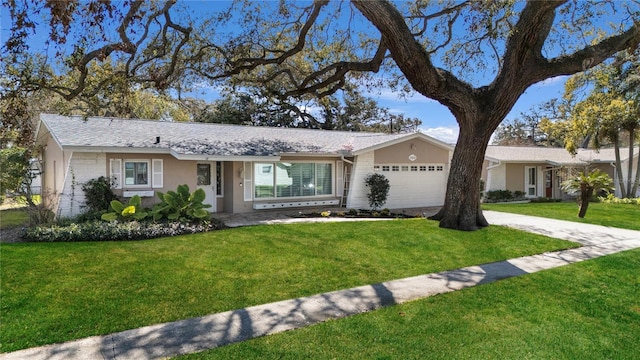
[22,219,224,242]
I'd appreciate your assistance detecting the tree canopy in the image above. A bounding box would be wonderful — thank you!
[4,0,639,230]
[542,51,640,197]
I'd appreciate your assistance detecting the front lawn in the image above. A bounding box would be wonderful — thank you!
[483,202,640,230]
[0,220,576,353]
[188,248,640,359]
[0,209,29,230]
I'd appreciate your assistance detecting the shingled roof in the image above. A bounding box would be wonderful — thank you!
[38,114,448,158]
[486,145,639,165]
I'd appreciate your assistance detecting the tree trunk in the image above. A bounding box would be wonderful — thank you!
[577,183,593,218]
[613,139,627,197]
[632,143,640,197]
[626,128,635,197]
[429,125,490,231]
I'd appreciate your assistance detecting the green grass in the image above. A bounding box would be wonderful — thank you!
[0,220,576,353]
[0,209,29,229]
[483,202,640,230]
[182,248,640,359]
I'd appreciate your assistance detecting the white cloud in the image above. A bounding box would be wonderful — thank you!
[375,89,438,104]
[538,75,568,87]
[421,126,459,144]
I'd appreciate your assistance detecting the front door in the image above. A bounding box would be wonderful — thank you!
[197,163,216,212]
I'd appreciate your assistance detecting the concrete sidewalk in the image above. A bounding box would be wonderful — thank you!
[2,211,639,360]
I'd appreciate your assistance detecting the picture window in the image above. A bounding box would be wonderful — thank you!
[124,161,149,186]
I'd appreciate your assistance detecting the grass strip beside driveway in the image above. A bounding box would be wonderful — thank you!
[1,219,577,353]
[482,202,640,230]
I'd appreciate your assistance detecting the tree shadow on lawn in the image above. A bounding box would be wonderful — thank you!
[12,247,625,359]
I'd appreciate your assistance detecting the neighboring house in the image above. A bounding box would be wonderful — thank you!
[483,146,640,199]
[35,114,453,218]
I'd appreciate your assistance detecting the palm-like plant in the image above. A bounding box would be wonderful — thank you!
[562,169,614,218]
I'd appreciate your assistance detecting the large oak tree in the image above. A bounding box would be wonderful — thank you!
[4,0,639,230]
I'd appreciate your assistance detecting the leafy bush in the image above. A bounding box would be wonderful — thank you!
[22,219,223,242]
[82,177,118,213]
[101,195,149,221]
[485,190,513,202]
[513,191,526,199]
[484,189,527,203]
[152,184,211,222]
[364,173,390,210]
[598,193,640,205]
[529,197,562,203]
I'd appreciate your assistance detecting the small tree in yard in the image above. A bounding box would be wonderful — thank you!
[365,173,390,210]
[562,169,614,218]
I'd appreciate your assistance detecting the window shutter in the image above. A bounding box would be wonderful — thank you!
[110,159,122,189]
[152,159,163,188]
[336,160,343,197]
[243,161,252,201]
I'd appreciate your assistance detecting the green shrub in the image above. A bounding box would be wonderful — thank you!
[513,191,526,199]
[364,173,390,210]
[598,193,640,205]
[485,189,513,202]
[152,184,211,222]
[81,177,118,213]
[22,220,221,242]
[101,195,149,221]
[529,197,562,203]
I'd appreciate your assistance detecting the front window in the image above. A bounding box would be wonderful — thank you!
[197,163,211,185]
[254,162,332,198]
[526,166,537,197]
[216,161,223,196]
[125,161,149,186]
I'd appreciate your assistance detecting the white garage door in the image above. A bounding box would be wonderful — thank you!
[375,164,447,208]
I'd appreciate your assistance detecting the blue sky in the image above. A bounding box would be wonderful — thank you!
[0,2,575,144]
[369,76,568,143]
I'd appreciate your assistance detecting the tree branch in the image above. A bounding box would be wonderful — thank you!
[351,0,474,121]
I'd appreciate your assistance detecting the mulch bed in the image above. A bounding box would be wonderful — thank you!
[0,226,25,243]
[292,209,418,219]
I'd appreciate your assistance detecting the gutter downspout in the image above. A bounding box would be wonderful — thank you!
[610,162,619,197]
[340,155,354,165]
[340,155,354,208]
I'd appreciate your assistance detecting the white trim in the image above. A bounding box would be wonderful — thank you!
[123,190,155,197]
[152,159,163,188]
[110,159,122,189]
[253,199,339,209]
[243,161,253,201]
[352,132,454,155]
[173,151,280,162]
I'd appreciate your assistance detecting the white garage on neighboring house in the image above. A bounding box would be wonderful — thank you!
[34,114,453,218]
